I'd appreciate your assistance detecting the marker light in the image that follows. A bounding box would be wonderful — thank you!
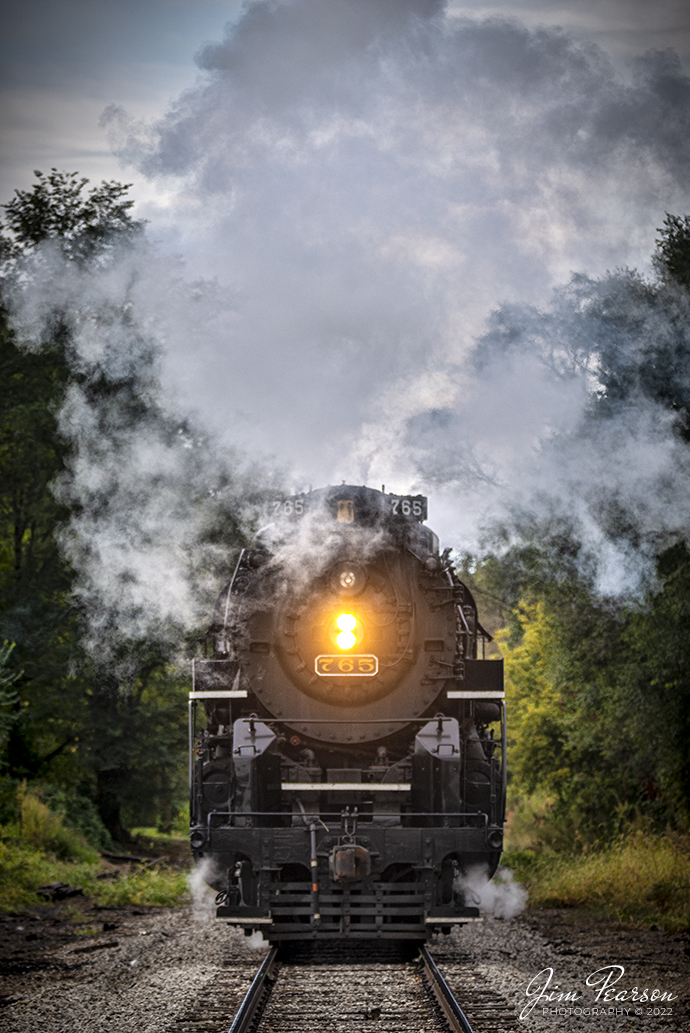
[336,612,357,650]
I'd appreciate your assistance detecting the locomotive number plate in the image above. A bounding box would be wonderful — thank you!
[315,654,379,676]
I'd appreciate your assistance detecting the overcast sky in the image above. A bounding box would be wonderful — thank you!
[4,0,690,555]
[3,0,689,208]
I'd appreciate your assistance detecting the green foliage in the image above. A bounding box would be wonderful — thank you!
[0,837,97,910]
[0,642,19,753]
[494,540,690,846]
[470,217,690,846]
[505,828,690,931]
[0,835,189,911]
[0,172,197,839]
[18,783,97,861]
[0,306,86,786]
[89,866,189,907]
[653,213,690,290]
[1,168,144,266]
[38,782,112,849]
[499,599,627,847]
[84,663,190,839]
[620,543,690,819]
[0,789,188,909]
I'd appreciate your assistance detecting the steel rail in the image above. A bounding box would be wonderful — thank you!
[226,946,279,1033]
[420,946,475,1033]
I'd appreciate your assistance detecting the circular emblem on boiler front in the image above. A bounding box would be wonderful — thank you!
[330,561,367,597]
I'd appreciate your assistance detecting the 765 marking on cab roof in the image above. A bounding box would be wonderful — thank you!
[315,654,379,676]
[389,495,426,519]
[268,498,304,517]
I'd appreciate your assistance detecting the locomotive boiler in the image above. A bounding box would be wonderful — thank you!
[189,485,505,941]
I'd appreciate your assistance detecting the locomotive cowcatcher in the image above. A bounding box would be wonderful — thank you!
[189,485,506,940]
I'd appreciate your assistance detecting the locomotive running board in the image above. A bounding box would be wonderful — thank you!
[425,916,483,924]
[189,690,248,698]
[281,782,411,791]
[446,690,504,699]
[216,906,272,924]
[426,906,482,924]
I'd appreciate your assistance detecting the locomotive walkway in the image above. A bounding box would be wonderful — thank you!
[173,940,519,1033]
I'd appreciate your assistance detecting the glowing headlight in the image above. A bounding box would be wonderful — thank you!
[335,612,357,650]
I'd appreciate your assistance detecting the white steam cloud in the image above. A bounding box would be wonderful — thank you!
[4,238,281,662]
[94,0,690,593]
[6,0,690,617]
[188,856,223,924]
[260,498,392,595]
[456,865,528,920]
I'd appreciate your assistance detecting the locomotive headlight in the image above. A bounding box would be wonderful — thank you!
[335,612,357,650]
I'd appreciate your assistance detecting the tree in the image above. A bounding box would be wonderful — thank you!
[471,217,690,842]
[0,169,253,840]
[0,296,84,785]
[0,171,184,839]
[653,213,690,290]
[1,168,143,266]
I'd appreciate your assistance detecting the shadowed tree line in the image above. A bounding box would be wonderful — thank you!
[0,171,247,844]
[463,213,690,847]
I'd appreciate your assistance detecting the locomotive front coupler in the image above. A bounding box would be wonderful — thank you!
[327,808,374,884]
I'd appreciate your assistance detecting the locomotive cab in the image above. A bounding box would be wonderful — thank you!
[189,485,506,940]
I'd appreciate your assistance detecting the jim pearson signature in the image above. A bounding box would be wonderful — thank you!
[520,966,677,1020]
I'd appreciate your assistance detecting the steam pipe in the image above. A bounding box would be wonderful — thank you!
[309,822,321,926]
[222,549,246,632]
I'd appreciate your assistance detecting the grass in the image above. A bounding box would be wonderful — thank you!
[505,828,690,931]
[0,836,191,911]
[18,783,99,862]
[0,787,191,911]
[0,834,191,909]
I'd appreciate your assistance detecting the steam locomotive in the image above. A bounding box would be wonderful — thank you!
[189,485,505,941]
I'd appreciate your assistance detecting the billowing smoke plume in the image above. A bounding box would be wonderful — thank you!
[259,499,392,597]
[456,864,528,920]
[4,237,280,664]
[188,856,223,924]
[91,0,690,593]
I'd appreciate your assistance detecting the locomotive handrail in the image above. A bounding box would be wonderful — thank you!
[281,782,411,791]
[256,716,456,723]
[447,689,505,698]
[201,810,491,823]
[189,690,248,698]
[501,699,507,824]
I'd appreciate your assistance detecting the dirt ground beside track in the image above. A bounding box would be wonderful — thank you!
[0,900,688,1032]
[519,908,690,1030]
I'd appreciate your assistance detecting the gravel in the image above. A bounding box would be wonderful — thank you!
[1,901,687,1032]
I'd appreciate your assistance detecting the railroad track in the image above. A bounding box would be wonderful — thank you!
[173,941,518,1033]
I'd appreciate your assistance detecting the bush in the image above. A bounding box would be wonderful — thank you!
[40,784,112,850]
[88,867,189,907]
[504,828,690,931]
[0,837,100,910]
[18,784,98,862]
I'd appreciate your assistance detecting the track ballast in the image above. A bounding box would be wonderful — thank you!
[173,940,519,1033]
